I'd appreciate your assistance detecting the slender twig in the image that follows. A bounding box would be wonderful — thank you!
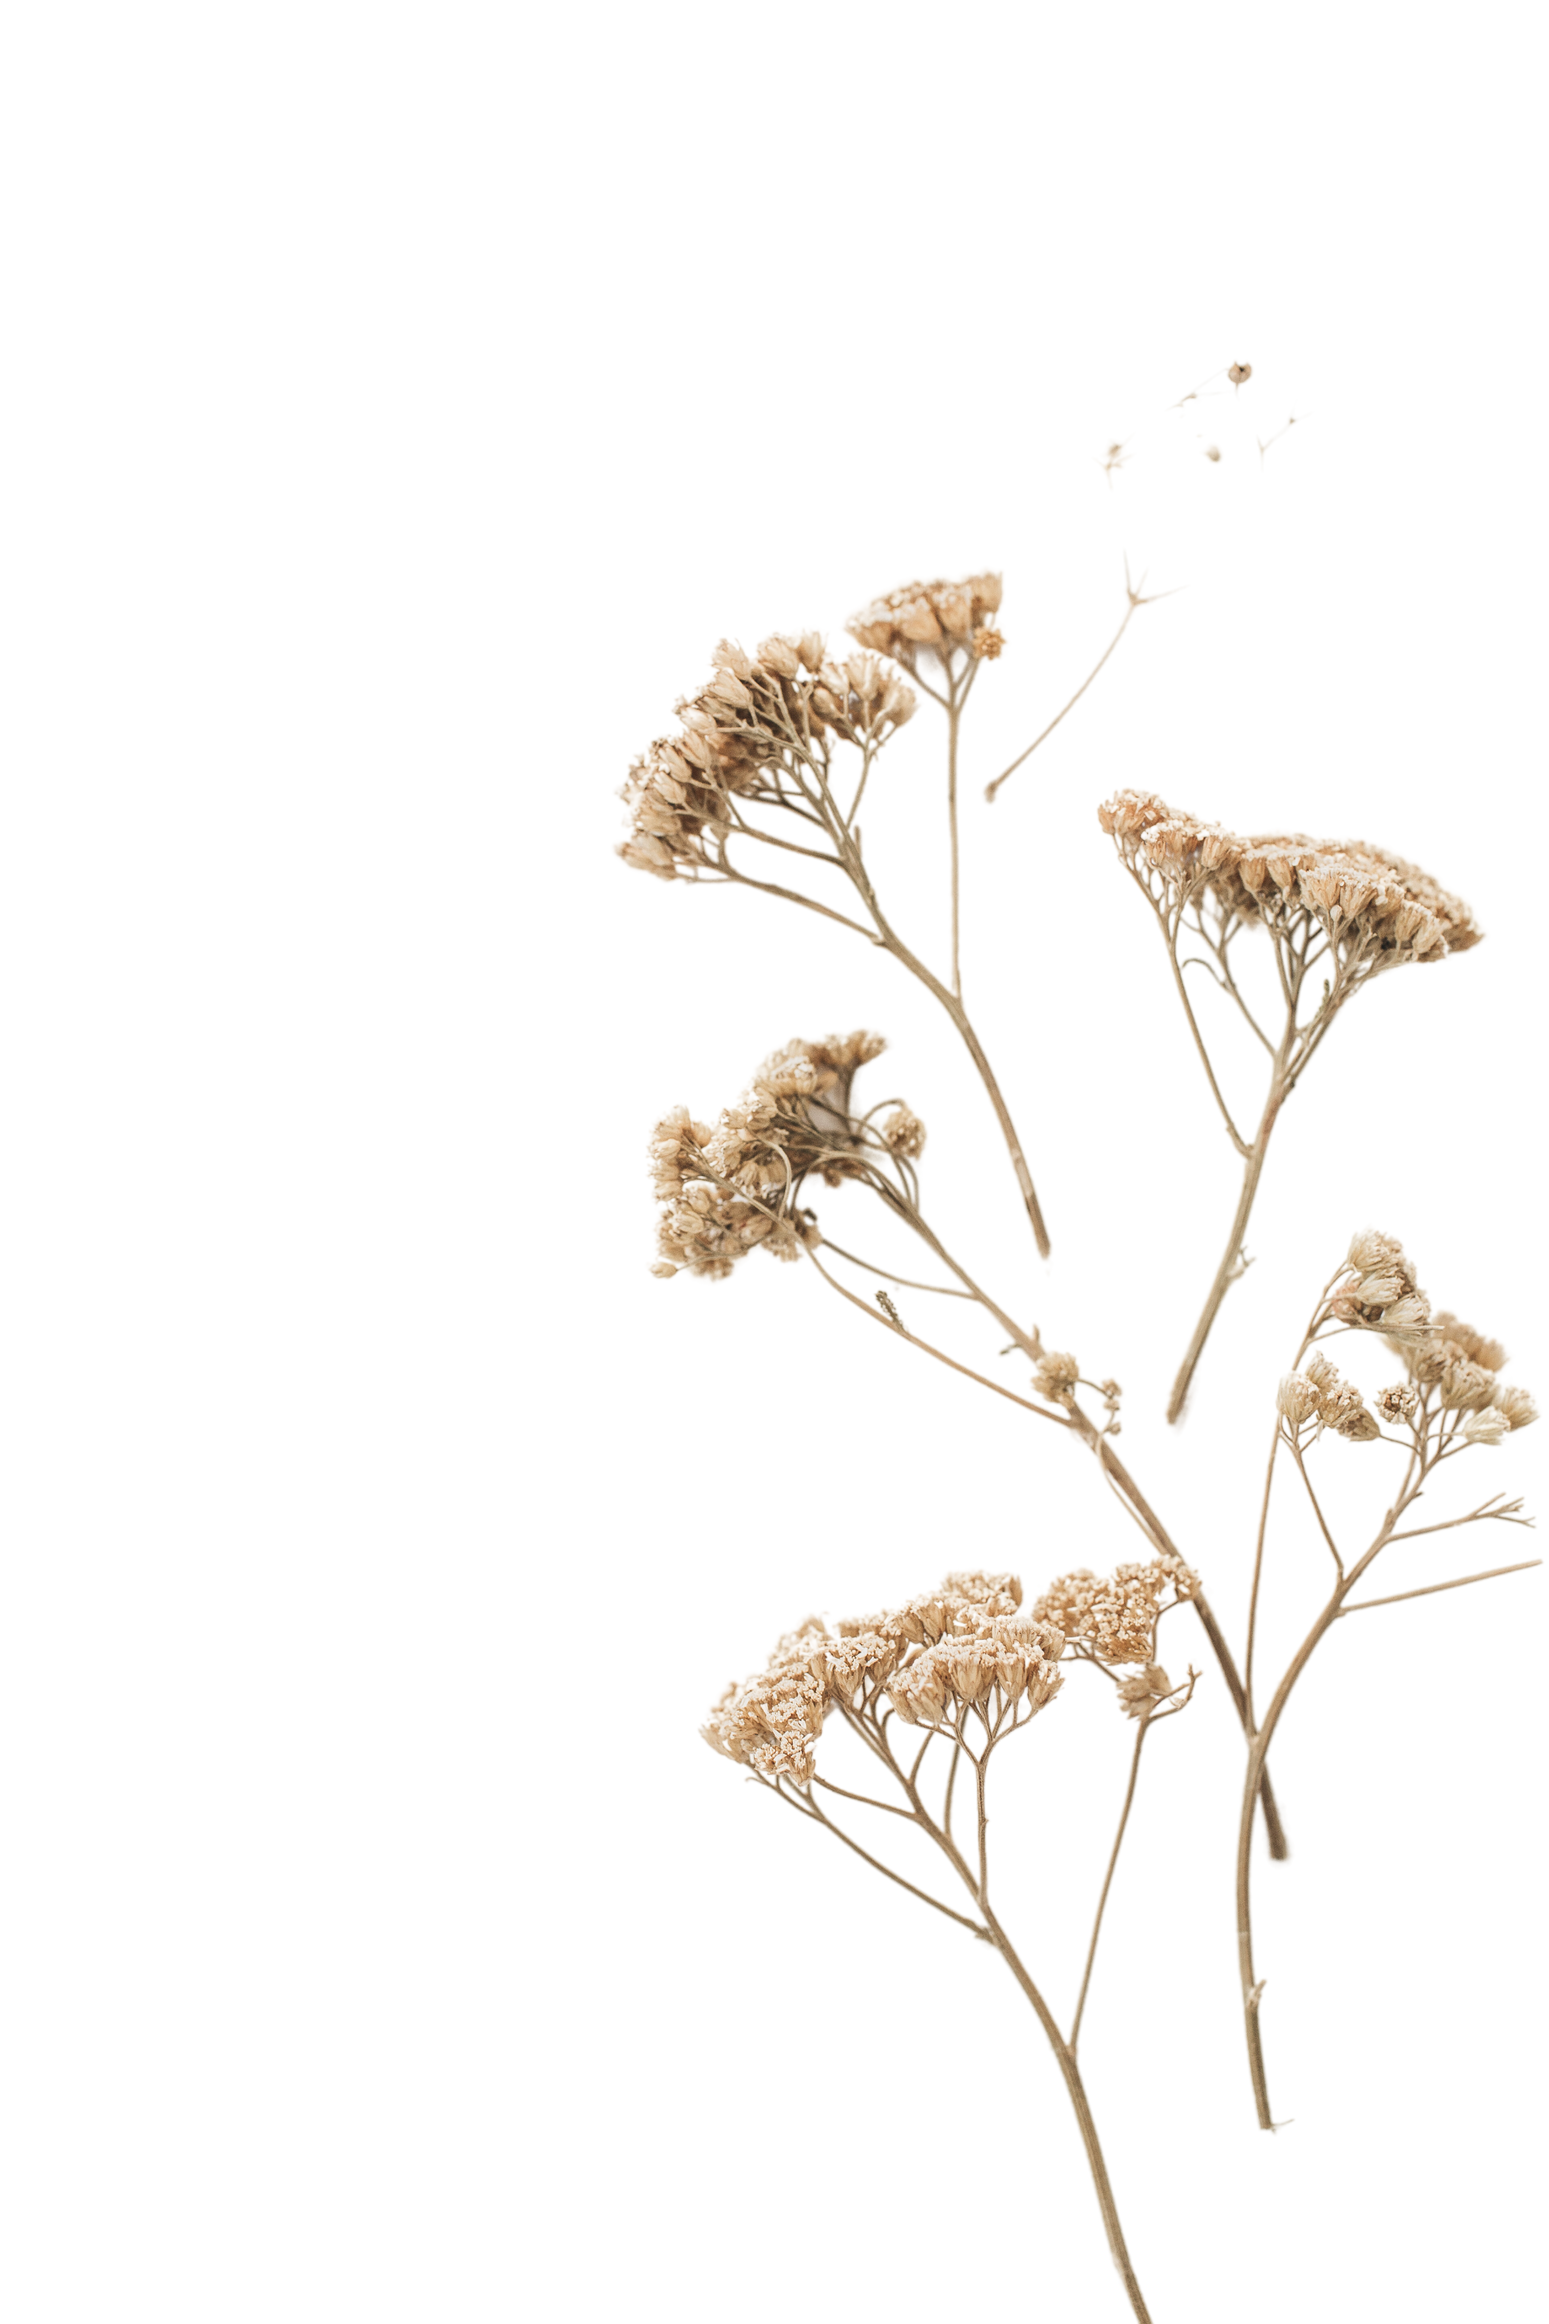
[985,568,1169,803]
[1235,1450,1430,2128]
[1290,1445,1344,1577]
[1070,1720,1148,2050]
[1341,1559,1541,1614]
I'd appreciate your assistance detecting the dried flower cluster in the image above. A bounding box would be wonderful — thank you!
[649,1032,891,1278]
[619,636,916,882]
[1099,788,1481,964]
[1273,1232,1538,1449]
[1116,1664,1177,1719]
[1033,1552,1199,1666]
[1323,1228,1432,1339]
[886,1599,1066,1728]
[702,1558,1200,1792]
[848,573,1004,664]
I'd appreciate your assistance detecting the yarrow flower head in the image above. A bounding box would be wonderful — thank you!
[1032,1351,1081,1404]
[1097,790,1481,967]
[848,573,1004,665]
[1032,1553,1198,1667]
[649,1032,901,1278]
[1116,1665,1177,1720]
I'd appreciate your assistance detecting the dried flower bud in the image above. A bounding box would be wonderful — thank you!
[1375,1384,1418,1424]
[1441,1358,1498,1413]
[1277,1374,1319,1427]
[882,1104,926,1159]
[1494,1385,1538,1431]
[1228,361,1252,384]
[1033,1351,1080,1403]
[1116,1665,1174,1720]
[972,626,1005,661]
[1460,1407,1510,1447]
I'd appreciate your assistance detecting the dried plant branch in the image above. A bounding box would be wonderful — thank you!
[984,562,1172,804]
[1340,1559,1542,1614]
[1100,792,1482,1419]
[1233,1238,1538,2127]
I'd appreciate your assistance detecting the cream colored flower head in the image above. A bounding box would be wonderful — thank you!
[701,1663,831,1784]
[1032,1553,1199,1667]
[1033,1351,1081,1404]
[1116,1665,1175,1720]
[848,573,1004,664]
[1279,1350,1379,1442]
[1097,790,1481,965]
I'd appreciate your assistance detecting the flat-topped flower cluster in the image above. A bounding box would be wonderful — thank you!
[848,572,1005,663]
[702,1556,1198,1788]
[650,1032,893,1279]
[1098,788,1480,963]
[620,636,916,881]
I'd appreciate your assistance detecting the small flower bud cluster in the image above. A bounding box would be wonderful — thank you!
[613,734,738,887]
[1326,1230,1432,1340]
[1375,1383,1419,1425]
[701,627,919,752]
[885,1612,1066,1728]
[613,627,915,878]
[701,1663,831,1784]
[1116,1664,1176,1720]
[848,573,1004,664]
[1401,1308,1537,1437]
[882,1104,927,1159]
[1097,790,1481,966]
[1278,1351,1380,1442]
[649,1033,894,1278]
[1032,1553,1199,1668]
[1033,1351,1081,1404]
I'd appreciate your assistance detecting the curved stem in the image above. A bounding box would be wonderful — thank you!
[1342,1559,1541,1613]
[1163,900,1251,1155]
[1071,1719,1148,2050]
[873,1180,1040,1357]
[1235,1468,1430,2128]
[1167,1094,1278,1425]
[946,675,964,999]
[977,1892,1154,2318]
[985,594,1140,803]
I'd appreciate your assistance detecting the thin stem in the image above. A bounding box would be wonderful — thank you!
[1384,1498,1530,1545]
[810,1773,917,1821]
[938,1738,961,1840]
[846,742,877,826]
[868,1180,1049,1357]
[803,1244,1066,1424]
[948,1879,1154,2316]
[946,668,964,999]
[1341,1559,1541,1614]
[1243,1428,1281,1723]
[1244,1459,1421,2128]
[985,593,1141,803]
[1244,1273,1346,1710]
[1163,904,1252,1155]
[796,1788,992,1938]
[815,1234,977,1301]
[1290,1444,1344,1577]
[1166,1010,1291,1425]
[1070,1720,1148,2050]
[1189,1589,1300,1859]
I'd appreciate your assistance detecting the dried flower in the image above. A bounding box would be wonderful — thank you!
[1228,361,1253,384]
[1459,1406,1511,1447]
[1494,1384,1539,1431]
[650,1032,897,1277]
[1098,792,1481,965]
[848,573,1004,665]
[973,626,1005,661]
[1375,1383,1419,1424]
[882,1105,926,1159]
[1033,1554,1198,1667]
[1116,1665,1175,1720]
[1290,1351,1379,1441]
[1033,1351,1081,1403]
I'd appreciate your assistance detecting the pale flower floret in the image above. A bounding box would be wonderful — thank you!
[1494,1384,1538,1432]
[1277,1374,1319,1428]
[1459,1407,1511,1447]
[1033,1351,1081,1403]
[848,573,1004,664]
[1116,1665,1174,1720]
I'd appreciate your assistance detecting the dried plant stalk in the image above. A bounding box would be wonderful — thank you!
[1099,792,1482,1421]
[1233,1234,1537,2126]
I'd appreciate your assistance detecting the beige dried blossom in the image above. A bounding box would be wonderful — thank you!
[1326,1232,1433,1341]
[1284,1350,1379,1441]
[886,1611,1066,1727]
[882,1104,927,1159]
[1099,790,1481,965]
[701,1660,828,1789]
[1359,1277,1538,1435]
[1033,1351,1081,1404]
[972,626,1005,661]
[1033,1554,1198,1667]
[848,573,1004,665]
[1116,1665,1175,1720]
[650,1032,897,1278]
